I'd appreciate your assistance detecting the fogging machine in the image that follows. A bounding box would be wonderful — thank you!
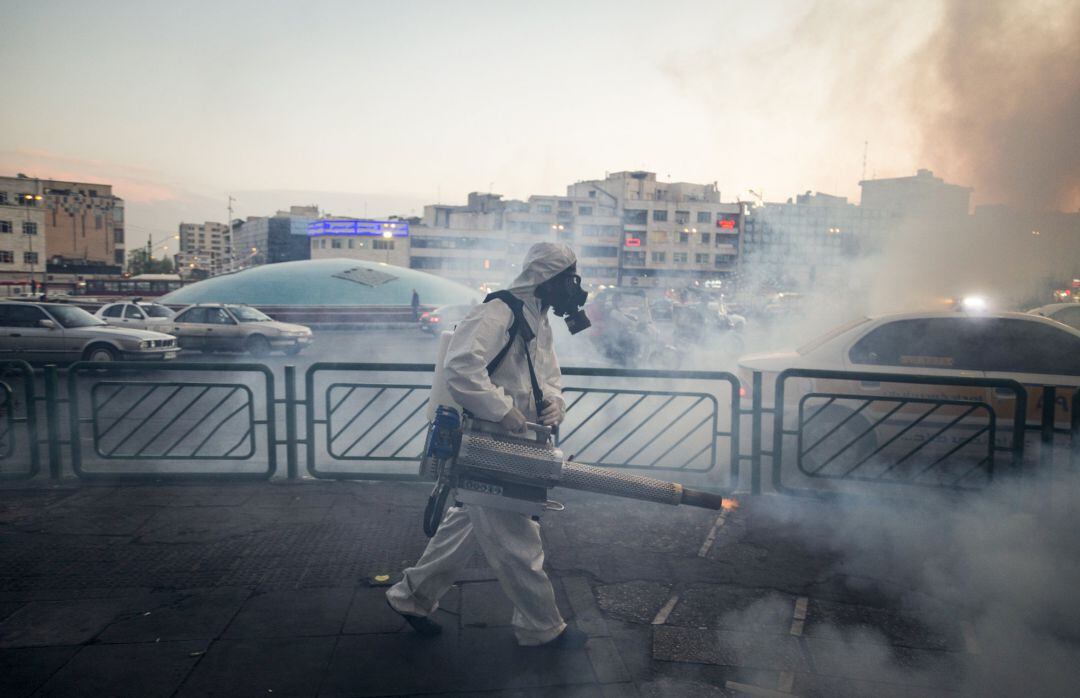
[420,405,727,536]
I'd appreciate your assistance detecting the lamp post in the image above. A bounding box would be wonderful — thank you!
[22,193,42,293]
[382,229,393,264]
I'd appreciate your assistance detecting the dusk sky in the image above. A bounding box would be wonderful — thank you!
[1,0,1076,252]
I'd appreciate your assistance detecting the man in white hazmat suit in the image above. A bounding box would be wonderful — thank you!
[386,242,590,647]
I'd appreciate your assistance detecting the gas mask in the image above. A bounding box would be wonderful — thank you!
[544,272,591,334]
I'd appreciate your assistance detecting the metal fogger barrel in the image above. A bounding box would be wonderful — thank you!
[420,407,727,535]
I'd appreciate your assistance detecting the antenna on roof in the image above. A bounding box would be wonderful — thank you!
[861,141,868,181]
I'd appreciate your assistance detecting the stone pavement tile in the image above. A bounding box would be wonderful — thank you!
[0,646,80,698]
[97,587,252,643]
[638,677,735,697]
[665,586,796,633]
[453,627,597,693]
[562,575,609,637]
[223,587,353,639]
[792,671,961,698]
[0,596,141,648]
[461,580,515,628]
[318,631,459,697]
[652,626,808,673]
[805,598,960,651]
[177,636,336,698]
[16,506,158,536]
[595,580,672,624]
[538,683,640,697]
[342,587,411,634]
[36,640,205,698]
[136,506,279,544]
[92,484,259,507]
[586,636,631,684]
[605,619,654,683]
[803,636,964,690]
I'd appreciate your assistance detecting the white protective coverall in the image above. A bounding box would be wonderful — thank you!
[386,242,574,645]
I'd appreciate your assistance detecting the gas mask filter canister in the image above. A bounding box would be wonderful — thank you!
[552,273,591,335]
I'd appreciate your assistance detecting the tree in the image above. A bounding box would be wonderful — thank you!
[127,249,175,276]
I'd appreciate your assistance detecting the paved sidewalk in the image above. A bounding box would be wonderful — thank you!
[0,480,1073,696]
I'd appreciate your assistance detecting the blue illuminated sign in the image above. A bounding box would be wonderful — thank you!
[307,219,410,237]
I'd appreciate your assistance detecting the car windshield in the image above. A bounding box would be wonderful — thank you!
[142,305,173,318]
[797,317,871,355]
[47,305,107,329]
[229,306,271,322]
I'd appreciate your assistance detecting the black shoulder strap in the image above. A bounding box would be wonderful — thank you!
[482,291,545,417]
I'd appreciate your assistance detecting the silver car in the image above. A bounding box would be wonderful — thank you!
[95,300,176,331]
[168,304,313,356]
[0,302,179,363]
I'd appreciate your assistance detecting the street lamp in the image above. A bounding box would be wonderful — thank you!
[22,194,43,294]
[381,230,394,264]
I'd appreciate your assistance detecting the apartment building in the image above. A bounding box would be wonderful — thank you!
[233,206,317,267]
[308,218,411,267]
[176,221,232,275]
[0,175,48,294]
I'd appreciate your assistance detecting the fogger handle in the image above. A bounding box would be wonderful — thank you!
[679,487,727,510]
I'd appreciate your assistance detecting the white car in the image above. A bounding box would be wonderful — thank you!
[168,304,313,356]
[1028,302,1080,332]
[738,311,1080,478]
[95,301,177,331]
[0,302,179,363]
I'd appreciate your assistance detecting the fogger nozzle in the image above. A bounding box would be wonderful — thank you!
[560,460,726,510]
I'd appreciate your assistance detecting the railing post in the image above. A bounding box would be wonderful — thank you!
[284,365,298,480]
[751,371,762,495]
[43,364,62,479]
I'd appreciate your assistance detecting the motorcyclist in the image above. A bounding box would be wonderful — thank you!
[386,242,590,647]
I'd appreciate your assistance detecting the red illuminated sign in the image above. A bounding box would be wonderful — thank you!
[717,219,736,229]
[625,237,641,247]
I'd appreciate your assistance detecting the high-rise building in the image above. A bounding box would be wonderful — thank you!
[859,169,972,220]
[176,221,231,276]
[232,206,317,267]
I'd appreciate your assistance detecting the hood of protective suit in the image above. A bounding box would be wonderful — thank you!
[508,243,577,295]
[505,243,577,332]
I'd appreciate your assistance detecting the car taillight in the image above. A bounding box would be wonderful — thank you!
[421,312,430,319]
[431,317,440,322]
[739,386,747,398]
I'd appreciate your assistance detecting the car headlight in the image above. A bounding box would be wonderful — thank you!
[139,340,151,349]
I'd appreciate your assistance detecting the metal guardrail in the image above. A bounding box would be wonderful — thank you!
[767,369,1028,496]
[0,360,39,480]
[4,361,1075,503]
[65,361,277,480]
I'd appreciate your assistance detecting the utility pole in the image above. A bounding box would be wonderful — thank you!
[226,195,236,274]
[861,141,868,182]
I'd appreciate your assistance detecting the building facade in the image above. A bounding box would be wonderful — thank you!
[308,218,411,267]
[176,221,231,276]
[0,175,48,294]
[859,168,972,220]
[232,206,317,267]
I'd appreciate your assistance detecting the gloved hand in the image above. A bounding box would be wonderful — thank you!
[540,399,565,427]
[500,406,527,432]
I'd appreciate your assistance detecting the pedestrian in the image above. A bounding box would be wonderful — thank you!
[387,242,591,647]
[411,288,420,321]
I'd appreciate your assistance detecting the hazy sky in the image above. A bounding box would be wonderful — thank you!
[1,0,1075,251]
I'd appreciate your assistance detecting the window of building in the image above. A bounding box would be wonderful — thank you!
[558,200,572,209]
[114,228,124,243]
[114,250,125,265]
[347,239,355,249]
[623,209,647,225]
[410,256,443,270]
[373,239,394,250]
[652,209,668,222]
[651,231,669,244]
[331,239,342,249]
[578,206,593,216]
[678,232,689,244]
[697,211,711,223]
[673,252,688,263]
[588,190,597,198]
[536,204,553,214]
[22,222,37,236]
[695,253,709,264]
[95,214,103,229]
[714,255,736,267]
[0,221,11,234]
[651,251,666,263]
[0,193,7,205]
[675,211,689,224]
[623,250,646,266]
[582,245,618,257]
[23,252,38,265]
[700,232,711,245]
[0,251,13,263]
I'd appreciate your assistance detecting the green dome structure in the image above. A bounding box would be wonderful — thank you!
[159,259,481,307]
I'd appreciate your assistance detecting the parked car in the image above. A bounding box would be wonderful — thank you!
[419,304,474,334]
[95,300,176,331]
[168,304,313,356]
[1028,302,1080,332]
[0,301,178,363]
[738,311,1080,471]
